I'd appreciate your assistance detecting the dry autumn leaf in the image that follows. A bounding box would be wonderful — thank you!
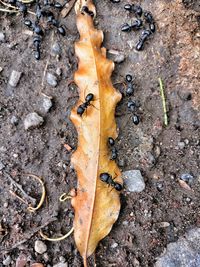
[70,0,123,266]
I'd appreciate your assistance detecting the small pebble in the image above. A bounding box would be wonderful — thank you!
[43,253,49,262]
[178,141,185,149]
[59,256,66,263]
[184,139,189,145]
[16,254,27,267]
[24,112,44,130]
[56,68,62,76]
[42,97,53,113]
[123,170,145,192]
[113,54,125,64]
[118,158,126,167]
[157,222,170,228]
[51,42,61,56]
[127,40,135,49]
[10,115,19,125]
[154,145,161,158]
[46,73,58,87]
[0,32,6,42]
[53,263,68,267]
[0,161,5,170]
[111,242,118,249]
[31,264,44,267]
[180,173,194,184]
[8,70,22,87]
[0,66,3,72]
[34,240,47,254]
[4,202,8,208]
[3,255,12,266]
[156,181,164,191]
[122,220,129,226]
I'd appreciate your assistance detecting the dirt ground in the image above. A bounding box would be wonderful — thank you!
[0,0,200,266]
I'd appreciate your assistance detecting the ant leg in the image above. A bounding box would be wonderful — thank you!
[90,103,99,110]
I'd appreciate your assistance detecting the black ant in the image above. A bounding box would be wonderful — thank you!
[81,6,94,17]
[108,137,115,146]
[100,173,123,191]
[135,29,151,51]
[121,19,143,32]
[108,137,118,160]
[33,35,42,60]
[144,11,156,33]
[77,93,94,116]
[125,74,135,96]
[110,0,120,3]
[124,4,143,17]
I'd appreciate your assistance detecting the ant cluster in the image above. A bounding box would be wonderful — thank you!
[76,91,122,191]
[121,4,156,51]
[124,74,140,125]
[6,0,66,60]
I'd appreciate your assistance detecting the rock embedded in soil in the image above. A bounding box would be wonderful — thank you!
[155,228,200,267]
[46,73,58,87]
[0,161,5,170]
[122,170,145,192]
[8,70,22,87]
[113,53,125,63]
[24,112,44,130]
[53,263,68,267]
[10,115,19,125]
[0,32,6,42]
[42,97,53,113]
[178,141,185,149]
[3,255,12,265]
[180,173,194,184]
[51,42,61,56]
[34,240,47,254]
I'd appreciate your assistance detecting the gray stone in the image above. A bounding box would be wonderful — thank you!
[113,54,125,64]
[0,32,6,42]
[42,97,53,113]
[59,256,66,263]
[123,170,145,192]
[111,242,118,249]
[3,255,11,265]
[180,173,194,184]
[46,73,58,87]
[155,228,200,267]
[0,161,5,170]
[8,70,22,87]
[53,263,68,267]
[178,142,185,149]
[10,115,19,125]
[51,42,61,56]
[34,240,47,254]
[24,112,44,130]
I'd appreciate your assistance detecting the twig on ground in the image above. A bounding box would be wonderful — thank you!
[0,217,57,251]
[61,0,76,18]
[9,190,29,205]
[3,171,36,205]
[158,77,168,126]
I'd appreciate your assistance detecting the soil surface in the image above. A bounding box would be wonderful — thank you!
[0,0,200,266]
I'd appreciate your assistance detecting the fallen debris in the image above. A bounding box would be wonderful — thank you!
[24,112,44,130]
[8,70,22,87]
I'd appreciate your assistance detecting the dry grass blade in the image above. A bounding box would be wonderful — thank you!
[39,227,74,242]
[26,174,46,212]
